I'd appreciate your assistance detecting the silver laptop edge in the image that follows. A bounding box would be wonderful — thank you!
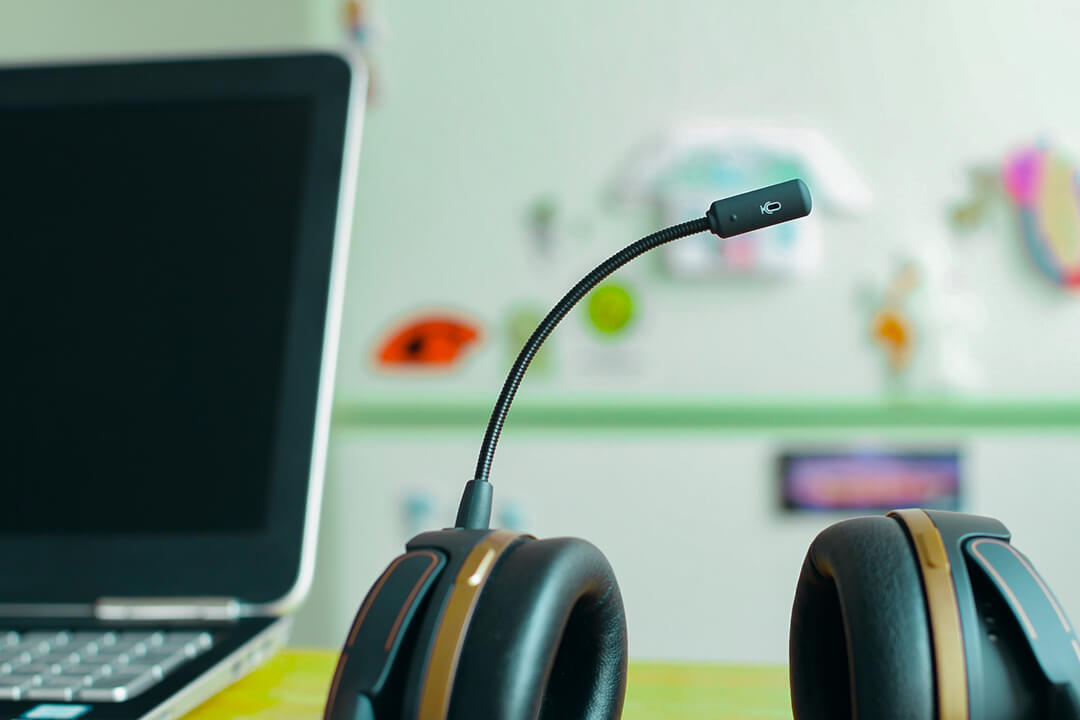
[142,617,293,720]
[248,45,368,618]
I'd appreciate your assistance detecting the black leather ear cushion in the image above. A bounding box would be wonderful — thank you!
[789,515,937,719]
[448,537,628,720]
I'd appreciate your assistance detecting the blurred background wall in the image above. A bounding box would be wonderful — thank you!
[2,0,1079,663]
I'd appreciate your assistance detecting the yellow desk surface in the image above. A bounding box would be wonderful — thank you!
[185,649,792,720]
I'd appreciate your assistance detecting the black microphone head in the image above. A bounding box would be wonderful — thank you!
[705,178,812,238]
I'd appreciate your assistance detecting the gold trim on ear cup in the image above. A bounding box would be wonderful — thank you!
[889,509,969,720]
[418,530,525,720]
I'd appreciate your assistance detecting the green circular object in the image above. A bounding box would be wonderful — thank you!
[587,283,635,335]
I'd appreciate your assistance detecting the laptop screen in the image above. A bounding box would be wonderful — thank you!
[1,98,317,534]
[0,54,357,604]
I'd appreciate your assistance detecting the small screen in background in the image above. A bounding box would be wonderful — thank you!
[0,98,314,534]
[778,448,962,512]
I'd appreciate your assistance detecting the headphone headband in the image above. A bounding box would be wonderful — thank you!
[418,531,524,719]
[889,509,969,719]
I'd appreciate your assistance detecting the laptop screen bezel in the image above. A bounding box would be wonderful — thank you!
[0,52,356,607]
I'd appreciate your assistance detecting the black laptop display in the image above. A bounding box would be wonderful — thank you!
[0,52,363,719]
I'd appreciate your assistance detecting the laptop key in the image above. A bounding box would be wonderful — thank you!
[163,631,212,650]
[67,633,109,655]
[103,639,149,656]
[0,675,38,700]
[77,669,156,702]
[157,632,213,658]
[67,643,100,660]
[25,676,85,702]
[36,650,83,667]
[155,641,194,658]
[117,632,161,646]
[68,663,113,680]
[0,631,18,647]
[94,651,143,667]
[19,632,68,652]
[0,652,31,672]
[18,664,60,677]
[12,636,52,654]
[120,664,157,681]
[0,672,42,684]
[140,649,188,678]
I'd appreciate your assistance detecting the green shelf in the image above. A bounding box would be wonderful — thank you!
[332,399,1080,431]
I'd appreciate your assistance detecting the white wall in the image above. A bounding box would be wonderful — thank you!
[0,0,331,60]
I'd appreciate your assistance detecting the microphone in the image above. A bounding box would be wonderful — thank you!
[454,178,812,529]
[706,179,813,237]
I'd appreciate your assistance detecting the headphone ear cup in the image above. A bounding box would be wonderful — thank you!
[447,537,628,720]
[789,516,937,720]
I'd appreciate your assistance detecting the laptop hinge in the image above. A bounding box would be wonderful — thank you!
[94,597,241,622]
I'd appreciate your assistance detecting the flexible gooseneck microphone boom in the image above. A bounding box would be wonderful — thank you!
[454,178,813,529]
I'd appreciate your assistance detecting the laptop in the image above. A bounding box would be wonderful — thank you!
[0,51,364,720]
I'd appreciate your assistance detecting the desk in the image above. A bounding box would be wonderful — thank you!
[185,649,792,719]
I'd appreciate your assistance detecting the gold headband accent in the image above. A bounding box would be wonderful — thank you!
[418,531,524,720]
[889,509,969,720]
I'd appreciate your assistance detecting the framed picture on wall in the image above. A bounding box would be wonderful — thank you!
[778,447,962,512]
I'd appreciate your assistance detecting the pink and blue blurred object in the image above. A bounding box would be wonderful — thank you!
[1003,144,1080,289]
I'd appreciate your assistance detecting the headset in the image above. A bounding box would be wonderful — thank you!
[323,179,1080,719]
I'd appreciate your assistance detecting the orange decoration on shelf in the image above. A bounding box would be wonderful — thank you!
[375,316,481,369]
[873,311,911,370]
[870,262,919,373]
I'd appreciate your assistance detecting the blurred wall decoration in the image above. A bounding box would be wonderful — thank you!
[613,125,871,279]
[856,234,985,395]
[505,305,553,376]
[1003,143,1080,289]
[778,447,962,513]
[864,260,920,379]
[343,0,384,105]
[951,141,1080,291]
[525,196,559,258]
[373,313,483,372]
[584,282,637,338]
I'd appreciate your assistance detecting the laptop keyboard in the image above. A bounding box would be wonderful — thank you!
[0,629,213,703]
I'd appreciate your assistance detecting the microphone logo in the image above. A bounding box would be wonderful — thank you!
[760,200,782,215]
